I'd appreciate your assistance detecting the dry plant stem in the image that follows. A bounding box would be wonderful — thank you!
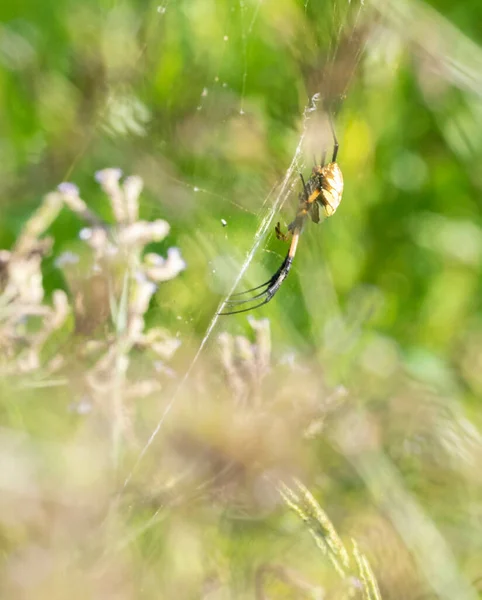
[278,479,381,599]
[14,192,63,254]
[279,480,350,578]
[332,409,478,600]
[351,539,382,600]
[53,170,184,460]
[218,317,271,406]
[218,333,247,404]
[0,193,69,374]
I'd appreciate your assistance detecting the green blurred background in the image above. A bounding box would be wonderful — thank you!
[2,0,482,359]
[2,0,482,598]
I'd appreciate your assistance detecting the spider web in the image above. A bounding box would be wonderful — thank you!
[6,3,482,597]
[119,0,368,490]
[122,103,308,490]
[19,0,368,492]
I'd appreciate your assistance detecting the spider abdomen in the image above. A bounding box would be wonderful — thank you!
[318,162,343,217]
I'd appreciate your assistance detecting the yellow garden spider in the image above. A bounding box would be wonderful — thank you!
[220,118,344,315]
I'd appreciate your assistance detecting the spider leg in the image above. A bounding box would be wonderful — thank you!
[310,201,320,224]
[222,256,291,306]
[227,262,284,297]
[218,258,291,315]
[275,221,291,242]
[228,280,272,297]
[328,113,339,162]
[219,229,301,316]
[300,173,308,199]
[218,295,273,316]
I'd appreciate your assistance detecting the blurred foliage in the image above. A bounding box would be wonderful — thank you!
[2,0,482,598]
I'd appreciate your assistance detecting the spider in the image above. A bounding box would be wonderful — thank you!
[220,118,343,316]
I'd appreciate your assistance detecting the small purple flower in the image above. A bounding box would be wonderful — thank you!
[57,182,79,196]
[134,269,149,283]
[95,168,123,184]
[167,247,187,272]
[79,228,92,241]
[54,251,80,268]
[69,396,93,415]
